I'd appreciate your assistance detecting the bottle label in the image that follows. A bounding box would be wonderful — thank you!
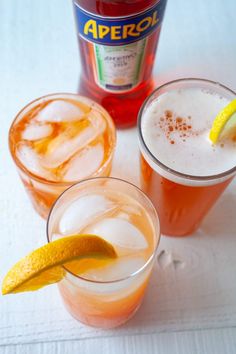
[74,1,167,92]
[93,39,146,92]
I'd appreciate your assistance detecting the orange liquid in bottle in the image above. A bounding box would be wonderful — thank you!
[73,0,167,127]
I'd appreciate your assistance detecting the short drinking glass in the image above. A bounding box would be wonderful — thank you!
[9,93,116,218]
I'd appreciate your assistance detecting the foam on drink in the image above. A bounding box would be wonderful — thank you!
[141,88,236,183]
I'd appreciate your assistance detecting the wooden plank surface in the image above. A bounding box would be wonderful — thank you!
[1,328,236,354]
[1,0,236,353]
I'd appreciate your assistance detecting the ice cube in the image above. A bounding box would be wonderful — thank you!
[36,100,86,122]
[22,123,52,141]
[59,195,114,235]
[85,218,148,250]
[82,255,146,281]
[42,124,101,169]
[17,144,55,180]
[62,143,104,182]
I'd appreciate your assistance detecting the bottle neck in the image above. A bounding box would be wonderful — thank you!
[73,0,160,18]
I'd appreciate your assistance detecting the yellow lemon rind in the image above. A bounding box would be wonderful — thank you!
[209,98,236,144]
[2,234,117,295]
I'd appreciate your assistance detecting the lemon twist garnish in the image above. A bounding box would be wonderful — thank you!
[2,234,117,295]
[209,98,236,144]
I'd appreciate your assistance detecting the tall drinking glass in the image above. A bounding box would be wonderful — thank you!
[138,79,236,236]
[47,177,160,328]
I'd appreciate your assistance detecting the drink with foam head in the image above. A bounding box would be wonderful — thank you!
[138,79,236,236]
[9,94,116,218]
[47,177,160,328]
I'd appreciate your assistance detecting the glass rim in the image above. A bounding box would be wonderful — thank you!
[138,78,236,183]
[8,92,116,187]
[46,176,161,284]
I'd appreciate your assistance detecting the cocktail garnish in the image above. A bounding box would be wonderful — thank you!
[2,235,117,295]
[209,99,236,144]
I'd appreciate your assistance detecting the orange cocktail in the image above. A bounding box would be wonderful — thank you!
[138,79,236,236]
[47,177,160,328]
[9,94,116,218]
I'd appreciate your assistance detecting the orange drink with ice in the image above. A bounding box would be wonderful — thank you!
[47,177,160,328]
[9,94,116,218]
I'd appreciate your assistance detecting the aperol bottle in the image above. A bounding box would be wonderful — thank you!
[73,0,167,128]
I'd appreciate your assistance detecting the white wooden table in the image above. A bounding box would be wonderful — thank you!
[1,0,236,353]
